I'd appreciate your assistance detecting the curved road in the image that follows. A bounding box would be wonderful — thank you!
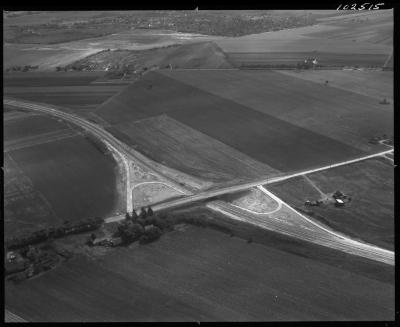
[5,98,394,264]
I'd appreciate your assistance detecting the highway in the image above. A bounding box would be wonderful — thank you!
[4,98,191,212]
[5,98,394,264]
[5,98,393,214]
[207,186,394,265]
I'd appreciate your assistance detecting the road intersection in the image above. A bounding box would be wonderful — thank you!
[4,98,394,265]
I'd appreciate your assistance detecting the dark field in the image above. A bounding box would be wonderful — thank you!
[5,225,394,321]
[3,72,103,87]
[269,158,394,250]
[4,114,68,141]
[4,86,122,111]
[161,69,393,152]
[97,72,364,173]
[113,115,278,184]
[7,135,121,227]
[4,72,125,118]
[4,152,62,237]
[226,52,388,67]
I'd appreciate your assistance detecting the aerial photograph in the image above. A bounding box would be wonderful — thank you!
[3,7,394,322]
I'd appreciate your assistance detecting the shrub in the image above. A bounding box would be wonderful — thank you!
[139,226,162,244]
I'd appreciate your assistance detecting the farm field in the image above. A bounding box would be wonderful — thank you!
[311,9,393,46]
[8,135,121,223]
[4,29,222,71]
[268,158,394,250]
[4,86,123,111]
[3,44,100,71]
[278,70,393,101]
[5,224,394,321]
[68,41,233,72]
[161,69,393,152]
[4,114,69,141]
[4,152,62,237]
[215,10,392,67]
[97,71,365,174]
[4,111,122,237]
[226,52,388,67]
[3,72,103,87]
[113,115,278,184]
[4,72,125,119]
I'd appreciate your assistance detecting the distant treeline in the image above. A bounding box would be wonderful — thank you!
[5,65,39,72]
[6,217,104,250]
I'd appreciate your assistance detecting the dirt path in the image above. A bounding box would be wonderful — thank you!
[302,175,327,199]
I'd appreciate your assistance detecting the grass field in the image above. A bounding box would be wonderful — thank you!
[97,71,364,174]
[5,224,394,321]
[269,158,394,250]
[161,69,392,152]
[113,115,278,184]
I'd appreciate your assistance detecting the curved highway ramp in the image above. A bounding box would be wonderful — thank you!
[208,186,394,266]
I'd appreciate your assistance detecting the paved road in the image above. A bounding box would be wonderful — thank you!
[4,98,191,212]
[208,186,394,266]
[5,98,394,264]
[5,98,392,214]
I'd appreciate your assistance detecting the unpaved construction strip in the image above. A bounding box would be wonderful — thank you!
[207,186,394,266]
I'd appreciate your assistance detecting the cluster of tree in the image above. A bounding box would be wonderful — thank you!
[6,243,64,282]
[6,217,104,250]
[114,207,171,246]
[6,65,39,72]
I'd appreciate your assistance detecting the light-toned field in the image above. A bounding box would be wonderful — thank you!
[312,9,393,45]
[161,69,392,153]
[4,29,222,71]
[278,70,393,101]
[215,22,391,54]
[131,182,184,208]
[4,44,100,70]
[231,188,279,213]
[215,10,391,67]
[115,114,279,185]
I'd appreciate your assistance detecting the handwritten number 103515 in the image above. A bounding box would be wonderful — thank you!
[337,3,384,10]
